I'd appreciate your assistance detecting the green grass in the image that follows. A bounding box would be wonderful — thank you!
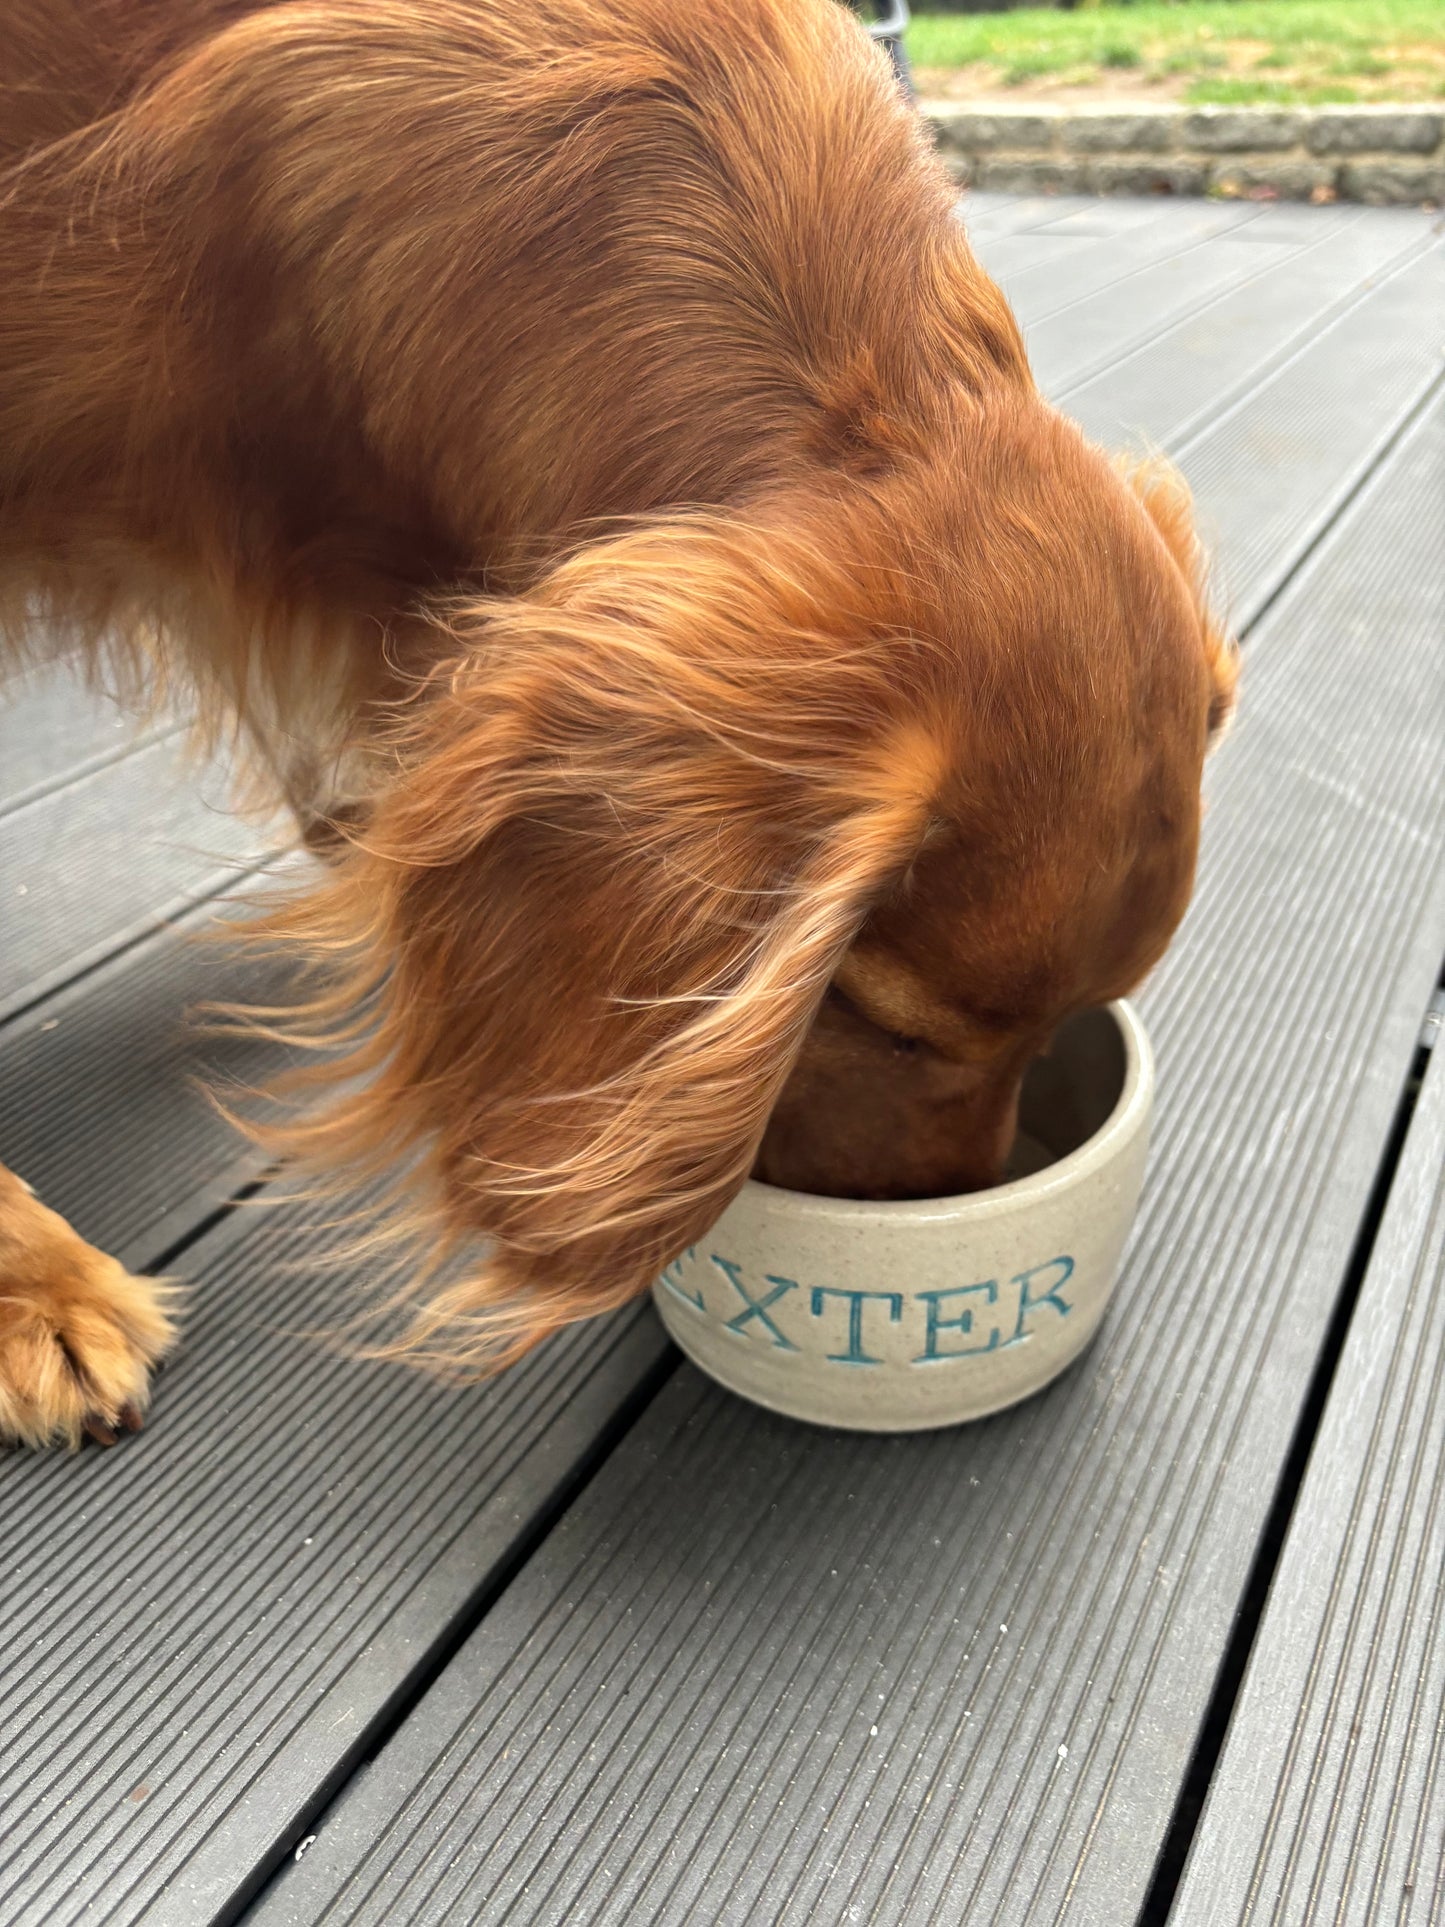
[909,0,1445,104]
[1186,75,1362,99]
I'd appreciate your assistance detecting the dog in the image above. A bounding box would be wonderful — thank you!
[0,0,1236,1446]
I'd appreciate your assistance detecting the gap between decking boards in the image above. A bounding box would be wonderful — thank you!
[1139,955,1445,1926]
[1149,227,1442,474]
[1225,361,1445,641]
[224,1342,683,1927]
[0,717,187,826]
[0,853,282,1032]
[1136,369,1445,1921]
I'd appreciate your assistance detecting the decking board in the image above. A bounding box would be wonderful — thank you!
[0,1187,672,1927]
[0,899,290,1265]
[995,204,1444,635]
[0,728,272,1022]
[1025,224,1304,393]
[956,191,1104,237]
[978,198,1258,287]
[0,660,179,820]
[998,200,1270,333]
[1061,210,1435,454]
[1169,242,1445,626]
[1174,1045,1445,1924]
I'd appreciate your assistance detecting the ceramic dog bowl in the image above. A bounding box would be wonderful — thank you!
[652,1000,1152,1431]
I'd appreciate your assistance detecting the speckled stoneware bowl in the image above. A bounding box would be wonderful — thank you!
[652,1000,1153,1431]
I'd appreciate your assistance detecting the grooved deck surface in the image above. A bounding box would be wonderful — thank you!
[0,900,289,1265]
[1174,1039,1445,1926]
[0,707,272,1022]
[0,660,177,815]
[0,1189,669,1927]
[249,373,1445,1927]
[1,195,1442,1927]
[1062,211,1434,454]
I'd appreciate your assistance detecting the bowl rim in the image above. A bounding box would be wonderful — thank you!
[739,997,1153,1227]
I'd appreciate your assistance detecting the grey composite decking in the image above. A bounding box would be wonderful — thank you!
[0,194,1442,1927]
[0,726,271,1024]
[1173,1038,1445,1924]
[0,659,178,817]
[0,901,283,1266]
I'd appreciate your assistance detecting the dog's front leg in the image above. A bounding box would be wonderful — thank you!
[0,1165,177,1448]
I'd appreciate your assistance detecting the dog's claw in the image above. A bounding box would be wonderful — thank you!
[81,1400,146,1447]
[0,1168,179,1448]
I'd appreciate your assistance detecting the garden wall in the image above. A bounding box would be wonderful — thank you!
[926,102,1445,202]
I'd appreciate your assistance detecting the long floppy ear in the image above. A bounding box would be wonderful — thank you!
[252,520,943,1373]
[1122,456,1239,738]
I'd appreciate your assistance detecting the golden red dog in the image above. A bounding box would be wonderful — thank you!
[0,0,1236,1445]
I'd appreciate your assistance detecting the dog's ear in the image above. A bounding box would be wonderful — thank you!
[258,521,943,1373]
[1122,456,1238,739]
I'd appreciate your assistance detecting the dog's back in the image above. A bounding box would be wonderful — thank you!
[0,0,1018,736]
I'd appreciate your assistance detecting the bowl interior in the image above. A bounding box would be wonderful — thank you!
[1006,1006,1128,1181]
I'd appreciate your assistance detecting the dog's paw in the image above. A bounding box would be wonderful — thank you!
[0,1172,179,1449]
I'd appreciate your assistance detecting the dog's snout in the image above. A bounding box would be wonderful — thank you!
[757,1044,1029,1202]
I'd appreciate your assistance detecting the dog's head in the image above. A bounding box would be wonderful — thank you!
[269,398,1234,1370]
[759,411,1238,1197]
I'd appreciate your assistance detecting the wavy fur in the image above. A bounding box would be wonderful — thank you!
[1,0,1235,1384]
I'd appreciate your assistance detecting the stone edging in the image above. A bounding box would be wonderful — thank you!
[924,102,1445,205]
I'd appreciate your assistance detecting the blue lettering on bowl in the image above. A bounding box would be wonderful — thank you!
[1011,1256,1074,1339]
[659,1251,1077,1366]
[712,1255,799,1351]
[659,1247,703,1310]
[809,1286,903,1365]
[912,1258,1075,1363]
[913,1279,1007,1362]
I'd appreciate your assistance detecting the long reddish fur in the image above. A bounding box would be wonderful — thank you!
[0,0,1235,1376]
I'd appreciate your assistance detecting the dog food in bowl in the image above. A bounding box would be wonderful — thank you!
[652,1000,1152,1431]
